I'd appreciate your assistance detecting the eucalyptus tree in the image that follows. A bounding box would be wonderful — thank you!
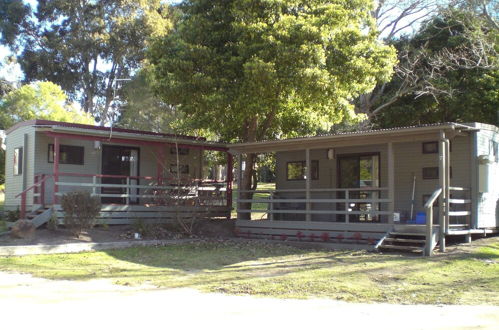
[148,0,396,217]
[0,0,171,122]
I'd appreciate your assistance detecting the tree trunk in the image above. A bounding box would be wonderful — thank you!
[238,117,258,220]
[239,152,256,221]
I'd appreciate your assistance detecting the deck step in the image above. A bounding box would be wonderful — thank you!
[377,230,428,254]
[388,232,426,237]
[384,237,425,244]
[379,244,423,252]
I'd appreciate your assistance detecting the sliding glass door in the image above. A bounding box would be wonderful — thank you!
[337,154,380,222]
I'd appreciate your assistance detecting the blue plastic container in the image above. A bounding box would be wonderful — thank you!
[415,212,426,224]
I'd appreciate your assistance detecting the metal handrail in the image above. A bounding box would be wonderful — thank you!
[15,174,51,219]
[424,188,442,256]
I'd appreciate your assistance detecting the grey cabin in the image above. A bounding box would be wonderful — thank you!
[4,120,233,225]
[230,122,499,255]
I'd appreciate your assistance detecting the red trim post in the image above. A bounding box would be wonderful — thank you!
[157,145,165,186]
[53,137,60,204]
[227,152,233,209]
[40,174,46,207]
[34,174,39,204]
[20,192,26,219]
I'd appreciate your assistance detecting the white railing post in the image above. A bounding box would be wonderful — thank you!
[269,192,274,221]
[126,177,130,205]
[425,187,442,256]
[345,189,349,223]
[445,139,451,234]
[425,204,434,256]
[388,142,395,223]
[439,131,446,252]
[92,176,97,197]
[305,148,311,222]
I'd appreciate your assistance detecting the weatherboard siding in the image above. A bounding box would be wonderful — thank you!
[476,125,499,228]
[4,125,36,211]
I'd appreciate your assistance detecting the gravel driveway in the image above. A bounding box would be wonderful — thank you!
[0,271,497,330]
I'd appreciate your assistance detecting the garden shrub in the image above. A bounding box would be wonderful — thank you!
[61,191,101,237]
[6,209,20,222]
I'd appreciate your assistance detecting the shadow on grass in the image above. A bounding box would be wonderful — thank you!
[1,238,497,303]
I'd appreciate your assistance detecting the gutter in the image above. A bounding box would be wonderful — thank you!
[35,126,229,149]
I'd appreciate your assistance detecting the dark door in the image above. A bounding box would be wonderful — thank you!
[337,154,380,222]
[101,145,139,204]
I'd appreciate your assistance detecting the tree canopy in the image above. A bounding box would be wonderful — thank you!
[373,6,498,127]
[0,0,171,121]
[148,0,396,144]
[0,81,95,130]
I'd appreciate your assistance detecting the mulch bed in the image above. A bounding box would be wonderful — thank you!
[0,219,236,247]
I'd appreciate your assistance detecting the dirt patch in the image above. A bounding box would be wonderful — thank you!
[0,219,236,247]
[0,225,136,246]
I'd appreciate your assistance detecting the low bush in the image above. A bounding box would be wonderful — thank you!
[61,191,101,237]
[6,209,20,222]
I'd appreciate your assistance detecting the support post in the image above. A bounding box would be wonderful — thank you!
[53,136,60,205]
[157,145,165,186]
[387,142,395,223]
[126,177,130,205]
[92,176,97,197]
[445,139,451,233]
[305,148,311,222]
[345,190,349,224]
[20,192,26,219]
[226,152,233,211]
[425,204,434,256]
[237,153,243,220]
[439,131,446,252]
[34,174,39,204]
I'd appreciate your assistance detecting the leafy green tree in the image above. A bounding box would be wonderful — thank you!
[117,71,182,134]
[0,0,171,121]
[0,81,95,129]
[148,0,396,218]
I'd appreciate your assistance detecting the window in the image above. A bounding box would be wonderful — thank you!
[286,160,319,180]
[170,147,189,155]
[422,167,439,179]
[170,164,189,174]
[13,147,23,175]
[48,144,84,165]
[492,141,498,163]
[422,141,438,154]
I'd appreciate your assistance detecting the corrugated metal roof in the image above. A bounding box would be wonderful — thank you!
[251,122,477,144]
[7,119,206,141]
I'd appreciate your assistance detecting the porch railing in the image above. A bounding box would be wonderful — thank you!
[53,173,229,206]
[424,186,471,256]
[237,187,392,223]
[15,173,230,217]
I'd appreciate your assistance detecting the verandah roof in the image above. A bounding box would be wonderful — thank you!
[229,122,478,154]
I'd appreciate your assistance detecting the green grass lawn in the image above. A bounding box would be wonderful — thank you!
[1,239,498,305]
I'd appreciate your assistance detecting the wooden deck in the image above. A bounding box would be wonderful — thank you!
[54,204,232,225]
